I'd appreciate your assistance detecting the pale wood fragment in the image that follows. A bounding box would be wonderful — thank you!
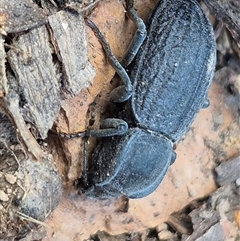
[0,35,8,97]
[7,26,60,139]
[215,155,240,186]
[182,209,221,241]
[1,92,45,160]
[167,215,191,235]
[48,11,95,96]
[203,0,240,44]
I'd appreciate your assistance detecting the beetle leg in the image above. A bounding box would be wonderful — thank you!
[170,151,177,165]
[48,129,85,139]
[121,0,147,67]
[85,118,128,137]
[49,118,128,138]
[85,18,133,102]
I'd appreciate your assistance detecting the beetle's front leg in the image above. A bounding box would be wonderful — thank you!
[85,19,133,102]
[121,0,147,67]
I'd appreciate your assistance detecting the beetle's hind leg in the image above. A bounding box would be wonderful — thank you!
[49,118,128,138]
[85,18,133,103]
[121,0,147,67]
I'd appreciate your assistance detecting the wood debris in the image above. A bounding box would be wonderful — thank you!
[0,35,7,97]
[0,0,47,34]
[215,155,240,186]
[7,25,61,139]
[48,10,95,96]
[1,0,96,156]
[203,0,240,44]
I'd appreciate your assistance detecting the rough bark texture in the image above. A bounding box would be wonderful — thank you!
[7,25,60,139]
[0,0,47,34]
[0,36,7,97]
[48,11,95,96]
[215,156,240,186]
[203,0,240,44]
[1,0,96,147]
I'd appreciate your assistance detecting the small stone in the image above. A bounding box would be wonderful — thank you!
[6,188,12,194]
[156,223,168,233]
[187,184,198,197]
[0,190,9,202]
[10,145,15,150]
[158,230,173,240]
[235,178,240,187]
[5,173,17,184]
[213,114,223,127]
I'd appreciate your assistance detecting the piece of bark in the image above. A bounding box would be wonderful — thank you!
[7,25,60,139]
[17,156,62,221]
[0,35,8,97]
[215,155,240,186]
[167,215,192,235]
[193,223,224,241]
[207,183,240,239]
[208,184,240,220]
[65,0,101,14]
[203,0,240,44]
[181,209,222,241]
[0,0,47,34]
[48,11,95,95]
[1,92,45,160]
[4,7,95,151]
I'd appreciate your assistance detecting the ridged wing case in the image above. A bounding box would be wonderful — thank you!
[130,0,216,141]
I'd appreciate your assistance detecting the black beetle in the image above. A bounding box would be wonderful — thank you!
[56,0,216,198]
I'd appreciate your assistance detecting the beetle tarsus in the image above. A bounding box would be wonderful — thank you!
[85,118,128,137]
[202,98,210,108]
